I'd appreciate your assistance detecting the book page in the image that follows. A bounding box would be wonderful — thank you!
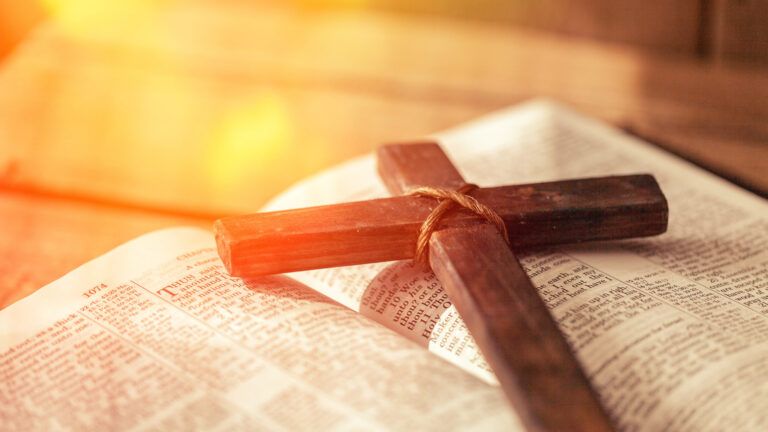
[0,228,520,431]
[265,100,768,431]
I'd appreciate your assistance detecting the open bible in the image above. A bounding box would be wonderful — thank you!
[2,101,767,431]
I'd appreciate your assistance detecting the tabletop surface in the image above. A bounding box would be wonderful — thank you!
[1,1,766,309]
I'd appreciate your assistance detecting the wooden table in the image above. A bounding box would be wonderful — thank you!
[1,2,766,309]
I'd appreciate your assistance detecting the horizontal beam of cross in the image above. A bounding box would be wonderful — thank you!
[216,175,667,276]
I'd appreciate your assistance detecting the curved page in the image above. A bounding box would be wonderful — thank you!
[266,100,768,431]
[0,228,519,431]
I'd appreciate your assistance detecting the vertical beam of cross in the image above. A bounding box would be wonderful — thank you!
[377,142,614,432]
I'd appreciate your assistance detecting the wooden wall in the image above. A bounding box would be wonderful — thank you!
[707,0,768,65]
[305,0,704,54]
[0,1,766,64]
[301,0,768,65]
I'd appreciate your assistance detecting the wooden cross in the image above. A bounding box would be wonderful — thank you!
[215,142,668,432]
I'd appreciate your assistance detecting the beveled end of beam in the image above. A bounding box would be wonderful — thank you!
[213,219,235,275]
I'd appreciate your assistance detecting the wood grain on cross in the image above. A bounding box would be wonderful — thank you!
[215,142,668,431]
[215,171,667,277]
[377,142,616,431]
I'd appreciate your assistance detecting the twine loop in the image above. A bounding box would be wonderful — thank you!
[408,183,509,266]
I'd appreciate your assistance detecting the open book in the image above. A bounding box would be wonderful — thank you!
[2,101,767,431]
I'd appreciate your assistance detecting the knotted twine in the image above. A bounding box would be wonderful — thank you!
[408,183,509,267]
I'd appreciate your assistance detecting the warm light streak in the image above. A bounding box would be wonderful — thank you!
[308,0,371,7]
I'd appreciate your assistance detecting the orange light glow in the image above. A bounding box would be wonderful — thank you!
[41,0,167,38]
[207,92,296,191]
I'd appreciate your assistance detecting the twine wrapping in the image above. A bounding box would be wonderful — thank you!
[408,183,509,266]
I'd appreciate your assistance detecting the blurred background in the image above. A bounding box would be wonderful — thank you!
[1,0,767,213]
[0,0,766,305]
